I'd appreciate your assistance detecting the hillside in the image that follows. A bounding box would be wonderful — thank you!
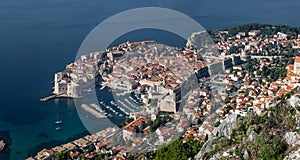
[195,89,300,160]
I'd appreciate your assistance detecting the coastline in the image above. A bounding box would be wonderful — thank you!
[0,140,6,152]
[26,130,89,158]
[1,0,300,158]
[0,131,11,160]
[32,23,300,159]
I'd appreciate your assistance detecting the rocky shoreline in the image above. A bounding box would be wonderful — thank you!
[0,139,6,152]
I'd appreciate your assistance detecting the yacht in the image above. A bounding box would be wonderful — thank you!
[55,120,63,124]
[55,113,63,124]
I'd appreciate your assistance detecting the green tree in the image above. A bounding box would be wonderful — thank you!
[55,151,68,160]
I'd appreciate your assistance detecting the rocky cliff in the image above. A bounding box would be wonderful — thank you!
[194,114,238,160]
[0,140,6,152]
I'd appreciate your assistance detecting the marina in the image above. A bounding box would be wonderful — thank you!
[117,100,135,113]
[99,102,127,118]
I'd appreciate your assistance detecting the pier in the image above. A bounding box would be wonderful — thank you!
[40,93,71,102]
[40,95,58,102]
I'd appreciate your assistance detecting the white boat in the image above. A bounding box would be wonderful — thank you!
[55,113,63,124]
[55,120,63,124]
[56,127,61,131]
[96,108,102,112]
[86,88,92,92]
[100,85,106,90]
[90,103,99,108]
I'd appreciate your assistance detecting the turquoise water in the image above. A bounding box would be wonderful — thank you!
[1,0,300,159]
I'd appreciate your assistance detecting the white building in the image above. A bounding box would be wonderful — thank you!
[53,72,82,98]
[294,56,300,74]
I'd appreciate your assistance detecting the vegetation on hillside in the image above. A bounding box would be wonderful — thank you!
[204,96,299,160]
[244,58,290,82]
[126,137,204,160]
[224,23,300,38]
[154,138,204,160]
[209,23,300,58]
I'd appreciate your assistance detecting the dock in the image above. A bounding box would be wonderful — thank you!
[40,95,57,102]
[40,93,71,102]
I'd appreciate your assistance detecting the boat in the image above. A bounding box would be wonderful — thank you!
[55,113,63,124]
[97,108,103,112]
[90,103,103,112]
[110,101,118,106]
[55,120,63,124]
[56,127,61,131]
[86,88,92,92]
[100,85,106,90]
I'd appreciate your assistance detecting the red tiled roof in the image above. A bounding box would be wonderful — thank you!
[295,56,300,63]
[123,117,151,132]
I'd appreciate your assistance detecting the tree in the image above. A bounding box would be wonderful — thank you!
[155,138,204,160]
[228,46,239,54]
[55,152,68,160]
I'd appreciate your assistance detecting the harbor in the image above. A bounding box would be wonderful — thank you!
[78,91,144,121]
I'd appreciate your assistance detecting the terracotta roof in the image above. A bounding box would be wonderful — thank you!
[69,152,79,158]
[123,117,151,132]
[113,155,126,160]
[295,56,300,63]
